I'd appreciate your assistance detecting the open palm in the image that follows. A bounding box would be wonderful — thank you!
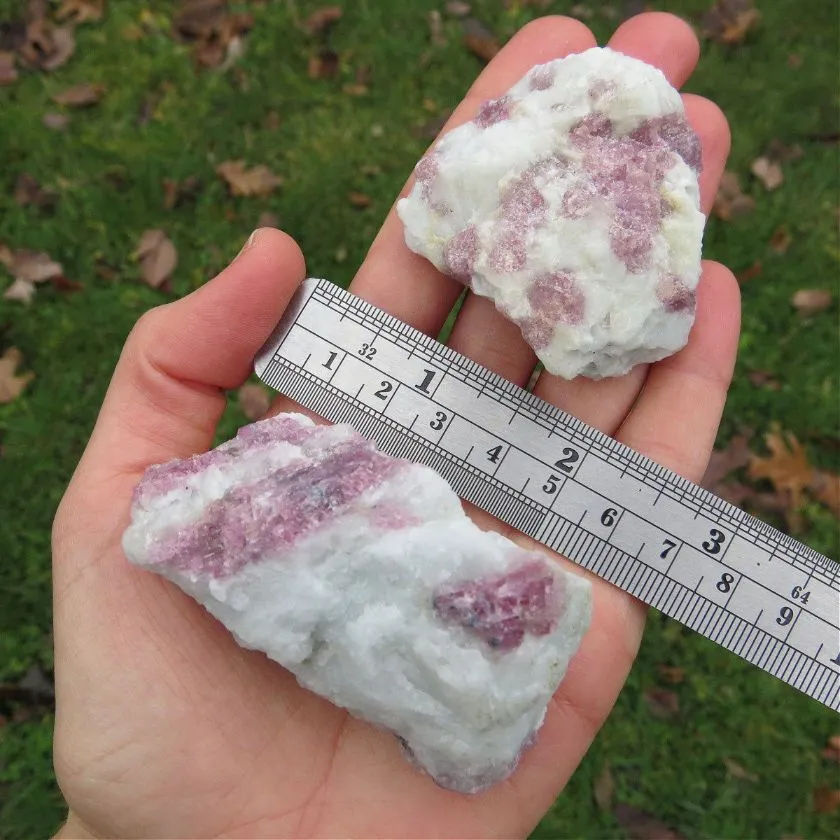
[52,13,739,839]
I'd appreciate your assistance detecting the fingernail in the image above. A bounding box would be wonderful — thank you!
[235,229,260,260]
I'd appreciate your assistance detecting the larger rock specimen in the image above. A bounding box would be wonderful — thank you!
[398,47,705,379]
[123,413,591,793]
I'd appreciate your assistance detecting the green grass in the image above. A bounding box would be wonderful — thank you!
[1,1,838,837]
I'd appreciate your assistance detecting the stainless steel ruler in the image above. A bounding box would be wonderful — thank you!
[255,277,840,712]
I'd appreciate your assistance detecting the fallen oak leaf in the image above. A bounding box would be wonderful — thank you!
[791,288,833,316]
[51,82,105,106]
[593,762,614,812]
[751,156,784,191]
[735,260,762,284]
[613,802,686,840]
[0,348,35,404]
[769,225,792,254]
[3,278,36,304]
[303,6,343,36]
[237,382,270,420]
[445,1,472,15]
[40,25,75,70]
[216,160,282,197]
[701,0,760,46]
[0,249,63,283]
[348,191,372,209]
[42,111,69,130]
[723,757,759,782]
[14,173,58,210]
[813,787,840,814]
[134,229,177,289]
[749,428,813,510]
[0,50,17,85]
[656,664,685,684]
[809,470,840,517]
[713,171,755,221]
[461,17,499,62]
[55,0,105,25]
[821,734,840,763]
[307,48,339,79]
[642,687,679,719]
[702,432,753,490]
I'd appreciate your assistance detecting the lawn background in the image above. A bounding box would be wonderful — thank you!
[0,1,838,837]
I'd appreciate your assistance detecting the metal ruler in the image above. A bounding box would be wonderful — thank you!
[255,277,840,712]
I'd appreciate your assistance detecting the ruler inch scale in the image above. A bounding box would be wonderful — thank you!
[254,278,840,712]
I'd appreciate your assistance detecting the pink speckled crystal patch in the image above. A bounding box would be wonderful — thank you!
[433,560,562,651]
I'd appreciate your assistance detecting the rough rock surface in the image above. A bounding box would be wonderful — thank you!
[398,47,705,379]
[123,413,592,793]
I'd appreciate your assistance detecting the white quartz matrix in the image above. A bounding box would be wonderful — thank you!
[123,414,592,793]
[398,47,705,379]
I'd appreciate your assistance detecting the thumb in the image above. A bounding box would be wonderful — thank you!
[77,227,306,480]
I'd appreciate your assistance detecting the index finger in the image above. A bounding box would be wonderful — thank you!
[349,16,597,336]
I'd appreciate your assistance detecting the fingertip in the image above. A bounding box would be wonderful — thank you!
[514,14,598,56]
[241,227,307,280]
[608,11,700,87]
[682,94,731,214]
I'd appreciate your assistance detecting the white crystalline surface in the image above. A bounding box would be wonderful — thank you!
[123,413,592,793]
[397,47,705,379]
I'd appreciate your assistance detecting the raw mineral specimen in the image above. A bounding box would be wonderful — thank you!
[398,47,705,379]
[123,413,592,793]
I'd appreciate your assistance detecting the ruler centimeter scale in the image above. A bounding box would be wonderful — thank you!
[255,277,840,712]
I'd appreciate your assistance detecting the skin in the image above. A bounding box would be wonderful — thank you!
[51,13,738,840]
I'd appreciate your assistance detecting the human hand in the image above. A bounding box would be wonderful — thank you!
[52,12,738,839]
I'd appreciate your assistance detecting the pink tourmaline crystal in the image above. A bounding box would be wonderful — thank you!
[123,413,592,794]
[398,47,705,380]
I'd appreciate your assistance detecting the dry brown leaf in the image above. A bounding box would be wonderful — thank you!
[713,171,755,221]
[613,802,686,840]
[51,82,105,106]
[809,470,840,516]
[303,6,343,35]
[428,10,446,46]
[40,25,75,71]
[175,0,227,39]
[308,49,339,79]
[445,1,472,17]
[813,787,840,814]
[723,757,758,782]
[348,191,372,208]
[0,51,17,85]
[746,369,780,391]
[791,288,833,316]
[216,160,282,197]
[735,260,762,284]
[749,428,813,510]
[822,735,840,763]
[656,664,685,684]
[42,111,69,130]
[1,249,63,283]
[769,225,792,254]
[593,763,614,812]
[3,279,36,304]
[14,173,58,210]
[134,229,177,289]
[701,0,760,45]
[0,348,34,404]
[256,211,279,228]
[570,4,595,19]
[461,17,499,62]
[56,0,105,25]
[642,687,679,719]
[751,156,784,191]
[702,432,753,489]
[162,175,202,210]
[341,82,368,96]
[237,382,270,421]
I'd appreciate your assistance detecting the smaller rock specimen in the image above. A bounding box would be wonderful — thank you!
[398,47,705,380]
[123,413,591,793]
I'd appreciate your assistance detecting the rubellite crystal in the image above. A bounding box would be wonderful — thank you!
[397,47,705,379]
[123,413,591,793]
